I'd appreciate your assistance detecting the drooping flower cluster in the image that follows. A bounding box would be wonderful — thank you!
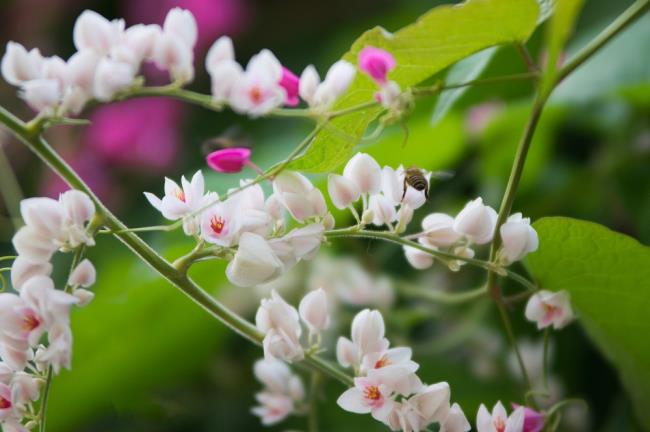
[205,35,355,116]
[251,358,305,425]
[144,170,331,287]
[336,309,471,432]
[1,8,197,116]
[255,288,329,363]
[0,191,97,430]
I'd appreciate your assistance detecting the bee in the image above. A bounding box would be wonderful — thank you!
[402,166,454,201]
[201,126,251,155]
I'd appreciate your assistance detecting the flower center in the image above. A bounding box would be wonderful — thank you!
[249,86,264,104]
[210,215,226,234]
[494,417,505,432]
[0,396,11,410]
[374,356,390,369]
[175,188,186,202]
[542,302,560,321]
[363,385,381,401]
[22,311,41,332]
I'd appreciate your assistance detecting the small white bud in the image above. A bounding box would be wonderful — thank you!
[72,288,95,307]
[298,288,330,335]
[327,174,360,210]
[322,213,335,230]
[421,212,462,248]
[361,209,374,225]
[163,8,198,48]
[336,336,359,368]
[299,65,320,105]
[1,42,43,86]
[226,233,284,287]
[19,79,61,114]
[10,256,52,291]
[205,36,235,72]
[368,194,396,227]
[394,204,414,234]
[68,259,96,288]
[343,153,382,195]
[93,58,135,101]
[404,245,433,270]
[453,197,497,245]
[499,213,539,264]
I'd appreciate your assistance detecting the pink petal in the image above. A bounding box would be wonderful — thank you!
[206,147,252,173]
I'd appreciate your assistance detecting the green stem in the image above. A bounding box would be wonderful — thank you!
[308,372,321,432]
[515,43,539,73]
[0,105,352,387]
[555,0,650,85]
[38,367,53,432]
[543,328,551,391]
[399,282,488,305]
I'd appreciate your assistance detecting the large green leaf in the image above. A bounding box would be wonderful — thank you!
[528,217,650,429]
[288,0,540,173]
[540,0,586,96]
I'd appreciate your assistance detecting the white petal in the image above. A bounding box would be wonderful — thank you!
[337,387,370,414]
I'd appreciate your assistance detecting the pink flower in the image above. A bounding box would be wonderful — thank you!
[337,376,395,423]
[512,404,544,432]
[358,46,396,85]
[206,147,251,173]
[279,66,299,107]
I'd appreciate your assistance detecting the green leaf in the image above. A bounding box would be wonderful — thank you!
[430,47,498,125]
[528,217,650,429]
[288,0,540,173]
[540,0,586,96]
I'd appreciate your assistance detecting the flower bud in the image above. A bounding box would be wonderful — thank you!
[421,213,461,248]
[343,152,382,195]
[10,256,52,291]
[93,58,135,101]
[279,67,300,107]
[448,246,475,272]
[351,309,388,356]
[395,204,414,234]
[499,213,539,264]
[66,50,99,94]
[11,226,57,263]
[59,190,95,226]
[453,197,497,244]
[19,79,61,113]
[209,60,243,102]
[11,372,40,404]
[404,245,433,270]
[368,194,396,227]
[263,329,304,362]
[361,208,374,225]
[206,147,251,173]
[1,42,43,86]
[253,358,291,394]
[273,171,325,222]
[73,10,124,55]
[72,288,95,307]
[299,288,330,334]
[440,403,471,432]
[20,197,64,240]
[322,213,335,230]
[336,336,360,368]
[408,382,451,424]
[206,36,235,72]
[226,233,284,287]
[359,46,396,85]
[125,24,161,61]
[376,80,401,108]
[152,33,194,83]
[299,65,320,105]
[163,8,198,48]
[321,60,355,96]
[68,259,96,288]
[327,174,360,210]
[524,290,573,330]
[511,404,545,432]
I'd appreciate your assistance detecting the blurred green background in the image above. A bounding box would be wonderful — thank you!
[0,0,648,431]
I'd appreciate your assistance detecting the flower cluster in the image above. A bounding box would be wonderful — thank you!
[255,288,329,363]
[0,191,97,431]
[1,8,197,116]
[405,199,539,271]
[336,309,471,432]
[144,170,331,287]
[205,35,356,116]
[251,358,305,425]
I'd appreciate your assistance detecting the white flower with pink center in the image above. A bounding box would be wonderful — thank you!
[525,290,574,330]
[229,49,286,117]
[337,375,395,423]
[476,401,524,432]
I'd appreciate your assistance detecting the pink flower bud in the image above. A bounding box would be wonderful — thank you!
[404,245,433,270]
[359,46,396,84]
[206,147,251,173]
[68,259,96,288]
[327,174,360,210]
[512,404,545,432]
[279,66,300,107]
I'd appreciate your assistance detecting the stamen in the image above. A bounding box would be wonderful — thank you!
[363,385,381,401]
[0,396,11,409]
[210,215,226,234]
[175,188,186,202]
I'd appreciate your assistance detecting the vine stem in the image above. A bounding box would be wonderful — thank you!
[0,105,353,387]
[38,367,53,432]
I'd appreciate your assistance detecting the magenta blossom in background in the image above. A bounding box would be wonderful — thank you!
[465,101,504,136]
[206,147,252,173]
[512,404,545,432]
[358,46,396,84]
[85,98,183,172]
[279,67,300,107]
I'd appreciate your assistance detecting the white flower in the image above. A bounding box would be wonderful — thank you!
[476,401,524,432]
[368,194,396,227]
[343,153,382,195]
[34,323,73,374]
[453,197,498,245]
[11,226,57,263]
[163,8,198,49]
[226,233,284,287]
[251,392,294,426]
[253,358,292,394]
[73,10,124,55]
[327,174,360,210]
[262,329,304,362]
[420,213,461,248]
[200,197,242,247]
[381,166,427,209]
[1,42,43,86]
[405,382,451,426]
[337,375,395,423]
[256,290,303,362]
[299,288,330,335]
[152,32,194,84]
[68,259,96,288]
[93,58,135,101]
[440,403,471,432]
[145,171,212,236]
[19,79,61,114]
[336,336,360,369]
[10,256,52,291]
[524,290,573,330]
[360,347,418,376]
[300,61,355,110]
[124,24,161,62]
[272,171,327,222]
[270,223,324,270]
[205,36,235,72]
[10,372,40,405]
[229,49,285,116]
[499,213,539,264]
[351,309,389,357]
[404,242,434,270]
